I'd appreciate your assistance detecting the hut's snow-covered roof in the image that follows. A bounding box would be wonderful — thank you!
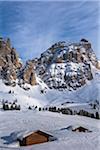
[17,130,54,140]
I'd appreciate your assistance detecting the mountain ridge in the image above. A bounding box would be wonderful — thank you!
[0,37,100,107]
[34,39,99,91]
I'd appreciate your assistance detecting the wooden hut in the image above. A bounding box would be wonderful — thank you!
[72,126,91,132]
[17,130,56,146]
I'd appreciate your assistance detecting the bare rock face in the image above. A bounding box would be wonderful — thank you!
[0,37,37,86]
[34,39,97,90]
[22,60,37,85]
[0,37,98,90]
[0,37,22,84]
[96,61,100,70]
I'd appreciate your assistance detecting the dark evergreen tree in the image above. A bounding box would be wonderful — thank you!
[39,107,41,111]
[96,112,99,119]
[90,113,95,118]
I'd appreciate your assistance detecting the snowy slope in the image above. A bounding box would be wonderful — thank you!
[43,67,100,106]
[0,111,99,150]
[0,68,100,108]
[0,79,49,108]
[0,38,100,108]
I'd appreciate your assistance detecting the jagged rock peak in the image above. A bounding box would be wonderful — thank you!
[0,37,22,68]
[39,39,97,66]
[0,37,99,91]
[0,37,22,85]
[20,60,37,86]
[0,37,37,87]
[34,39,99,90]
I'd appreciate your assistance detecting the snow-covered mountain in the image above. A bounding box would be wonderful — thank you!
[0,37,100,107]
[35,39,99,91]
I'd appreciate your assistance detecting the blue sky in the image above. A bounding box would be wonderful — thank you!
[0,1,100,61]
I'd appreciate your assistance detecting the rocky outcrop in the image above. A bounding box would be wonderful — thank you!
[0,37,37,86]
[34,39,97,90]
[0,38,21,68]
[21,60,37,86]
[96,61,100,70]
[0,37,22,84]
[0,37,99,91]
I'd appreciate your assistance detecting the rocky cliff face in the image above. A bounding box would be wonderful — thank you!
[96,61,100,70]
[0,37,99,90]
[0,37,37,86]
[34,39,99,91]
[0,37,22,85]
[20,60,37,85]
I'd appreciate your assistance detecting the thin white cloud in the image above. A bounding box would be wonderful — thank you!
[0,1,99,61]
